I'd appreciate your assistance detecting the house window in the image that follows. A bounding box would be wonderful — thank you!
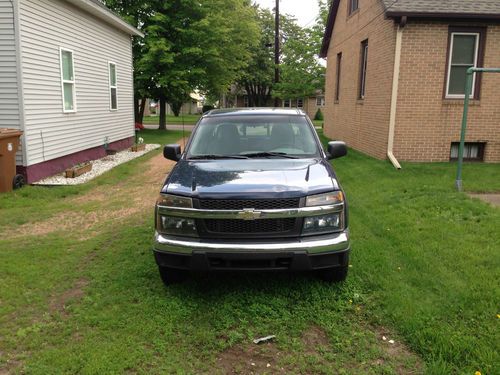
[450,142,485,161]
[316,96,325,106]
[60,48,76,112]
[445,29,485,99]
[243,95,249,107]
[335,52,342,102]
[349,0,359,15]
[297,98,304,108]
[283,99,291,108]
[109,62,118,110]
[359,40,368,99]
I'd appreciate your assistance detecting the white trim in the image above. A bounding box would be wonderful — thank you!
[445,32,480,99]
[13,0,28,166]
[59,47,77,113]
[65,0,144,37]
[108,61,118,111]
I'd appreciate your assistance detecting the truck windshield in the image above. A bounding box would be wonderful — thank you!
[188,115,320,158]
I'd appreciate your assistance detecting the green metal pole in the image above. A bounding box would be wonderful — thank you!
[455,67,500,191]
[455,68,474,192]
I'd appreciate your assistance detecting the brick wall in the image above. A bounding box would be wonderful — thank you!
[395,21,500,162]
[324,0,397,159]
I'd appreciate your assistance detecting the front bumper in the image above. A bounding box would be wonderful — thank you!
[153,231,350,271]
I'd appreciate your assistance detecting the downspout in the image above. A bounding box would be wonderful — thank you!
[387,17,406,169]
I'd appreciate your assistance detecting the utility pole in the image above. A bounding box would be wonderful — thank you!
[274,0,280,107]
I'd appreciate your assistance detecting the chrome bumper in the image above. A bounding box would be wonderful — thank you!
[153,230,349,255]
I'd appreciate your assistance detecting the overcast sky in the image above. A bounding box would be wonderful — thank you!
[253,0,320,27]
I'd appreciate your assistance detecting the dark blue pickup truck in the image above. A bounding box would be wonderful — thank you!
[153,108,349,285]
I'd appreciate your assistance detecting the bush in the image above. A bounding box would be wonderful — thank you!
[314,108,324,121]
[202,104,215,113]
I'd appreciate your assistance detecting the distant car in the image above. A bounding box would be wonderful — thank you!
[135,122,145,131]
[153,108,349,285]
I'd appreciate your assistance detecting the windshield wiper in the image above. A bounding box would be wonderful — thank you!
[241,152,299,159]
[188,154,249,160]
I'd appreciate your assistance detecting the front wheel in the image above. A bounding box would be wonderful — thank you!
[316,265,348,283]
[158,266,189,286]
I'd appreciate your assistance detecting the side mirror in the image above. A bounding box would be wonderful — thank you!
[327,141,347,160]
[164,144,181,161]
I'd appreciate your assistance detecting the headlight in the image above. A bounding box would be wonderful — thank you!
[303,213,342,234]
[157,194,193,208]
[306,191,343,207]
[158,216,198,237]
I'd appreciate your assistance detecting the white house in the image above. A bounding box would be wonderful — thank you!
[0,0,143,183]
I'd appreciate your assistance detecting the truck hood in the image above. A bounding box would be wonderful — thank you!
[163,159,338,199]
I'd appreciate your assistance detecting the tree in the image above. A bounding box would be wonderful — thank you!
[272,2,327,101]
[236,7,275,107]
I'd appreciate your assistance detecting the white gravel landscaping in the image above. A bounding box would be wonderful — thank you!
[33,144,160,186]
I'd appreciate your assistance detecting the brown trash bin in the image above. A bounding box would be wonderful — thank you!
[0,129,24,193]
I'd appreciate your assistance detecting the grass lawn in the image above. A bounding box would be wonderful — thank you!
[0,129,499,374]
[143,114,201,125]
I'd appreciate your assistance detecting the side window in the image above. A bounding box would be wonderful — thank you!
[359,40,368,99]
[60,49,76,112]
[349,0,359,15]
[445,29,484,99]
[335,52,342,102]
[109,62,118,110]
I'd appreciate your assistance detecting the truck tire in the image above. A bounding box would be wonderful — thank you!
[158,266,188,285]
[317,265,348,282]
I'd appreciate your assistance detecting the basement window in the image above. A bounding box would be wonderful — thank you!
[450,142,485,161]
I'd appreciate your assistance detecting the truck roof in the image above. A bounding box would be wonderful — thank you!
[204,108,306,117]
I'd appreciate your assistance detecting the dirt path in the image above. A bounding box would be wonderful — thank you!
[468,193,500,208]
[3,139,186,239]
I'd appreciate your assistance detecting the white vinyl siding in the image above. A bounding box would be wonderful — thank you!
[0,0,23,164]
[108,62,117,110]
[18,0,135,166]
[446,32,480,98]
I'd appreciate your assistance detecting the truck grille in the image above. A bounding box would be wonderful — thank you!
[205,218,296,234]
[199,198,300,210]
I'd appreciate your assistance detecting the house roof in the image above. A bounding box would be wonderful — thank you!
[383,0,500,18]
[320,0,500,57]
[66,0,144,37]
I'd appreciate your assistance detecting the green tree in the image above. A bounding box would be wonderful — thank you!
[272,2,327,101]
[138,0,258,128]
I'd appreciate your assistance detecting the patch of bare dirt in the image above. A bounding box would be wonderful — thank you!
[3,138,187,240]
[48,278,89,317]
[301,325,329,355]
[368,326,424,374]
[215,342,288,375]
[468,193,500,208]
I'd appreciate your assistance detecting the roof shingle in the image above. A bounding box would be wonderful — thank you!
[382,0,500,17]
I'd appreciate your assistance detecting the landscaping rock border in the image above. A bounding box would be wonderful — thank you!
[33,144,160,186]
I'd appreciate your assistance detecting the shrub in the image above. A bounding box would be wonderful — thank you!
[314,108,324,121]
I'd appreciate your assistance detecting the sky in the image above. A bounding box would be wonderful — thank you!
[253,0,320,27]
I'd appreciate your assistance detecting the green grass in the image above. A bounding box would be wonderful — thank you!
[143,114,201,125]
[0,129,499,374]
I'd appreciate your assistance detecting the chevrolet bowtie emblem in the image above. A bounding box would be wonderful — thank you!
[238,208,262,220]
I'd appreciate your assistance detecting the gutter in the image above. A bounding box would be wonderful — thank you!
[387,19,406,170]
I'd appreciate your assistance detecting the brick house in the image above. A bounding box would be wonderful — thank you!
[232,92,326,120]
[320,0,500,165]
